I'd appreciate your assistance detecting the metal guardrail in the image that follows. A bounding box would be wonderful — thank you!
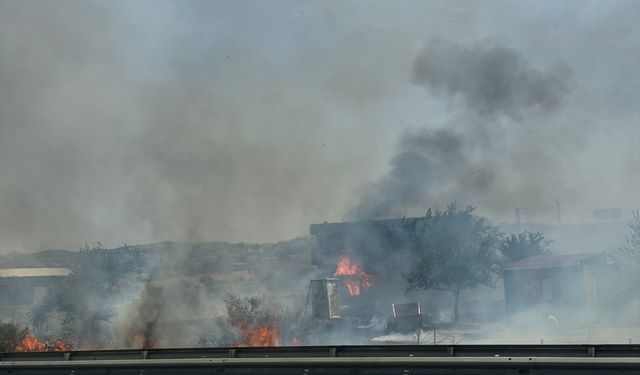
[4,344,640,360]
[2,345,640,374]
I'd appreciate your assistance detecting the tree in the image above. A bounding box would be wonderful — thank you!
[403,203,501,324]
[30,242,145,348]
[500,231,550,263]
[620,210,640,325]
[621,210,640,264]
[0,321,27,352]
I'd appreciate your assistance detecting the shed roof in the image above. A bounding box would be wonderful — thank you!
[502,253,610,271]
[0,267,71,278]
[310,216,428,236]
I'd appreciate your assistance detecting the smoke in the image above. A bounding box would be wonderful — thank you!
[108,237,317,348]
[350,38,575,220]
[0,1,400,254]
[1,1,638,254]
[350,151,433,219]
[350,128,496,219]
[0,0,638,349]
[412,38,570,119]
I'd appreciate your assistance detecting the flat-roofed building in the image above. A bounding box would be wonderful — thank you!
[502,253,618,320]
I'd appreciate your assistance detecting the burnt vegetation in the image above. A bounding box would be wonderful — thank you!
[0,322,27,352]
[7,205,562,349]
[199,294,312,347]
[29,243,145,348]
[3,206,640,350]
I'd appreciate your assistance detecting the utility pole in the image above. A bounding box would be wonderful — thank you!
[516,207,521,225]
[556,201,562,225]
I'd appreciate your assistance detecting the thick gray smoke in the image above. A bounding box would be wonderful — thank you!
[1,1,638,349]
[0,1,401,254]
[350,38,573,220]
[412,38,570,119]
[350,151,433,220]
[350,128,490,219]
[1,1,638,254]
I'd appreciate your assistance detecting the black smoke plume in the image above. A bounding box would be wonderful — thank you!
[412,38,570,119]
[350,38,572,220]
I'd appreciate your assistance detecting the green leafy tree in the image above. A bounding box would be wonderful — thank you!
[404,203,501,324]
[500,231,550,263]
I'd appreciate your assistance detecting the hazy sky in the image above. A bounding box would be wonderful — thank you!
[1,0,638,254]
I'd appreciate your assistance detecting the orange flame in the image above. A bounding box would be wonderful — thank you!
[14,333,46,352]
[334,254,373,295]
[237,322,280,347]
[15,332,69,352]
[51,340,70,351]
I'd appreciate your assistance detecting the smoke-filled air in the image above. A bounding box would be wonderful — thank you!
[0,0,639,351]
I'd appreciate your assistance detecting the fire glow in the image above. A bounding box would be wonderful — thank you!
[132,329,157,349]
[334,254,373,295]
[14,332,69,352]
[237,322,280,347]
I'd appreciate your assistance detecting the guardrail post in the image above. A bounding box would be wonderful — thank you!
[447,346,454,357]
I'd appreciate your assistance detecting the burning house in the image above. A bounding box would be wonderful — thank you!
[310,217,428,294]
[310,217,428,266]
[309,217,429,325]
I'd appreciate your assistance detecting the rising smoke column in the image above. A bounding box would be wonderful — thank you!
[412,38,570,120]
[350,38,572,220]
